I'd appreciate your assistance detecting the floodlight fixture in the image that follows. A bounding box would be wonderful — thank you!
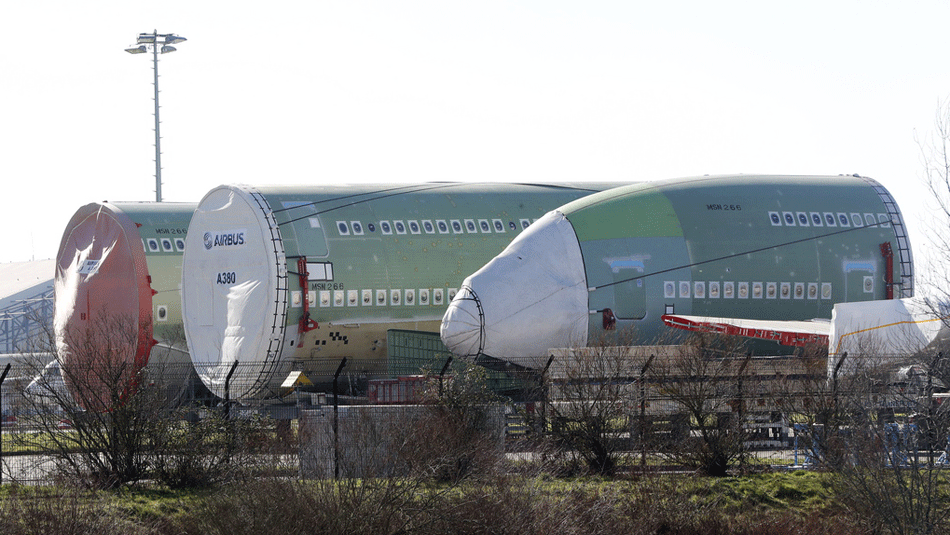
[124,30,188,202]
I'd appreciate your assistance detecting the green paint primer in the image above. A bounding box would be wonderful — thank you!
[561,184,684,241]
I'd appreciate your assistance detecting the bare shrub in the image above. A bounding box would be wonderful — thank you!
[771,343,855,469]
[653,333,752,476]
[827,364,950,535]
[0,489,158,535]
[13,311,273,489]
[150,410,289,489]
[541,339,643,476]
[917,96,950,306]
[13,314,171,488]
[298,363,504,483]
[170,478,428,535]
[419,475,620,535]
[785,335,950,534]
[409,363,505,482]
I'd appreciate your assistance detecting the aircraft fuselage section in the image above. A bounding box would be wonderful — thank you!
[181,182,627,399]
[440,175,914,366]
[573,176,906,342]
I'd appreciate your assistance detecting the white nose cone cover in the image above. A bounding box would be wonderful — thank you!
[441,210,589,367]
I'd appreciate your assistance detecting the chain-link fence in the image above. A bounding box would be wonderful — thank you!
[2,340,949,484]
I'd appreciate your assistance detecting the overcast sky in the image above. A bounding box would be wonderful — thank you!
[3,1,949,290]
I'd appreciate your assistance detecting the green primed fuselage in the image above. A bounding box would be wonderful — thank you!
[182,182,627,397]
[563,175,913,344]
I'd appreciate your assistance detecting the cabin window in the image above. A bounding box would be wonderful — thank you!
[794,283,805,299]
[780,283,791,299]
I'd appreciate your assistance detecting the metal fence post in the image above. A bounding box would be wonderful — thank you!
[926,352,943,465]
[541,355,554,438]
[639,354,655,468]
[439,356,453,397]
[224,360,238,420]
[0,363,11,485]
[735,352,752,470]
[333,358,347,479]
[832,352,847,423]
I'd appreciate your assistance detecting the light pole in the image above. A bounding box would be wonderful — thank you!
[125,30,187,202]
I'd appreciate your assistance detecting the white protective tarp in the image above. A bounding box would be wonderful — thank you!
[441,210,589,368]
[662,297,949,378]
[828,297,948,376]
[182,186,289,399]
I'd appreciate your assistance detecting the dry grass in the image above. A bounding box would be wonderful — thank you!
[0,472,873,535]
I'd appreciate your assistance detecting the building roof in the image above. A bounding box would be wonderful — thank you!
[0,260,54,309]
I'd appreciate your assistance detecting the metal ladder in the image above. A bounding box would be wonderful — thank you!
[861,176,914,297]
